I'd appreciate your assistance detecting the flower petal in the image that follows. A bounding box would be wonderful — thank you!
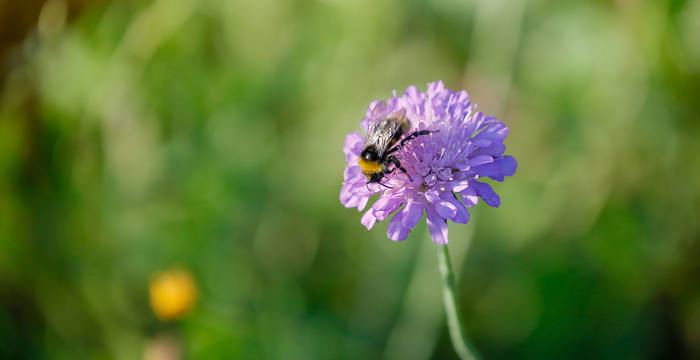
[404,85,423,104]
[476,120,508,141]
[460,186,479,207]
[441,193,470,224]
[451,180,470,192]
[402,200,424,229]
[428,81,446,97]
[472,181,500,207]
[344,166,364,182]
[340,184,366,209]
[343,195,360,208]
[469,155,494,167]
[387,211,409,241]
[361,210,377,230]
[373,197,402,221]
[424,188,441,203]
[470,142,505,158]
[495,155,517,177]
[473,138,492,147]
[426,205,449,244]
[340,184,353,205]
[435,201,457,219]
[343,131,365,161]
[357,196,369,212]
[471,163,504,181]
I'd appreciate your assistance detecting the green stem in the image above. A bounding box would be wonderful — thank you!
[437,244,479,360]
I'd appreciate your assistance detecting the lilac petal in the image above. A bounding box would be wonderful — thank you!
[340,185,365,209]
[357,196,369,212]
[472,181,501,207]
[435,201,457,219]
[473,138,492,147]
[386,97,400,110]
[344,166,364,182]
[402,200,424,229]
[403,88,425,118]
[438,167,452,181]
[454,90,469,105]
[428,81,446,97]
[404,85,423,103]
[344,195,360,208]
[366,100,385,117]
[340,184,353,205]
[387,211,409,241]
[452,201,470,224]
[460,186,479,207]
[424,188,441,203]
[469,112,485,131]
[373,197,402,221]
[361,210,377,230]
[469,155,494,167]
[415,163,430,177]
[476,121,508,141]
[470,142,505,158]
[424,174,437,186]
[451,180,470,192]
[372,196,393,211]
[441,193,469,224]
[472,163,504,182]
[454,160,470,171]
[425,205,449,244]
[343,131,365,161]
[495,155,517,176]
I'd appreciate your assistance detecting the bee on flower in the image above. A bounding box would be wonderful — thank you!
[340,81,517,243]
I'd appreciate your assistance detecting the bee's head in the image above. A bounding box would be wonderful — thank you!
[360,147,378,162]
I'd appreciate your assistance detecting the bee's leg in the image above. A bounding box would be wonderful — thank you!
[389,156,413,181]
[366,181,393,190]
[400,130,437,147]
[386,130,438,155]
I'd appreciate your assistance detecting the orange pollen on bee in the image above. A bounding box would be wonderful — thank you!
[358,158,383,177]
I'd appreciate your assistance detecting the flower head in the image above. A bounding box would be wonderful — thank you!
[340,81,517,243]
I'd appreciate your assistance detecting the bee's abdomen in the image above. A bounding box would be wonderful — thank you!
[358,157,384,178]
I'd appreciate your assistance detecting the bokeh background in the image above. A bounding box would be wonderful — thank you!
[1,0,699,358]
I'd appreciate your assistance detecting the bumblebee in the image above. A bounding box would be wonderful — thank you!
[359,102,436,187]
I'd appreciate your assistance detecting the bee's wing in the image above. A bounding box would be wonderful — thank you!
[392,108,407,122]
[366,110,406,158]
[366,101,388,135]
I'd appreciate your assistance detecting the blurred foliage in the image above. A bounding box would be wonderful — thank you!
[0,0,699,359]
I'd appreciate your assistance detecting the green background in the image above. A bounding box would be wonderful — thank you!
[1,0,699,358]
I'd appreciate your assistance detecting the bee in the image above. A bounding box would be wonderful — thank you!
[359,102,437,188]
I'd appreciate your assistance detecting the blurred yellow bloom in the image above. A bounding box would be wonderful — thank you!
[149,268,197,321]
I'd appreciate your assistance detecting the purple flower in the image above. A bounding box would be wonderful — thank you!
[340,81,517,244]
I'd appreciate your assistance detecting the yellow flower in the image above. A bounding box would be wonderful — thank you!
[149,268,197,321]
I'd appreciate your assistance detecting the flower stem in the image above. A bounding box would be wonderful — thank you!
[437,244,479,360]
